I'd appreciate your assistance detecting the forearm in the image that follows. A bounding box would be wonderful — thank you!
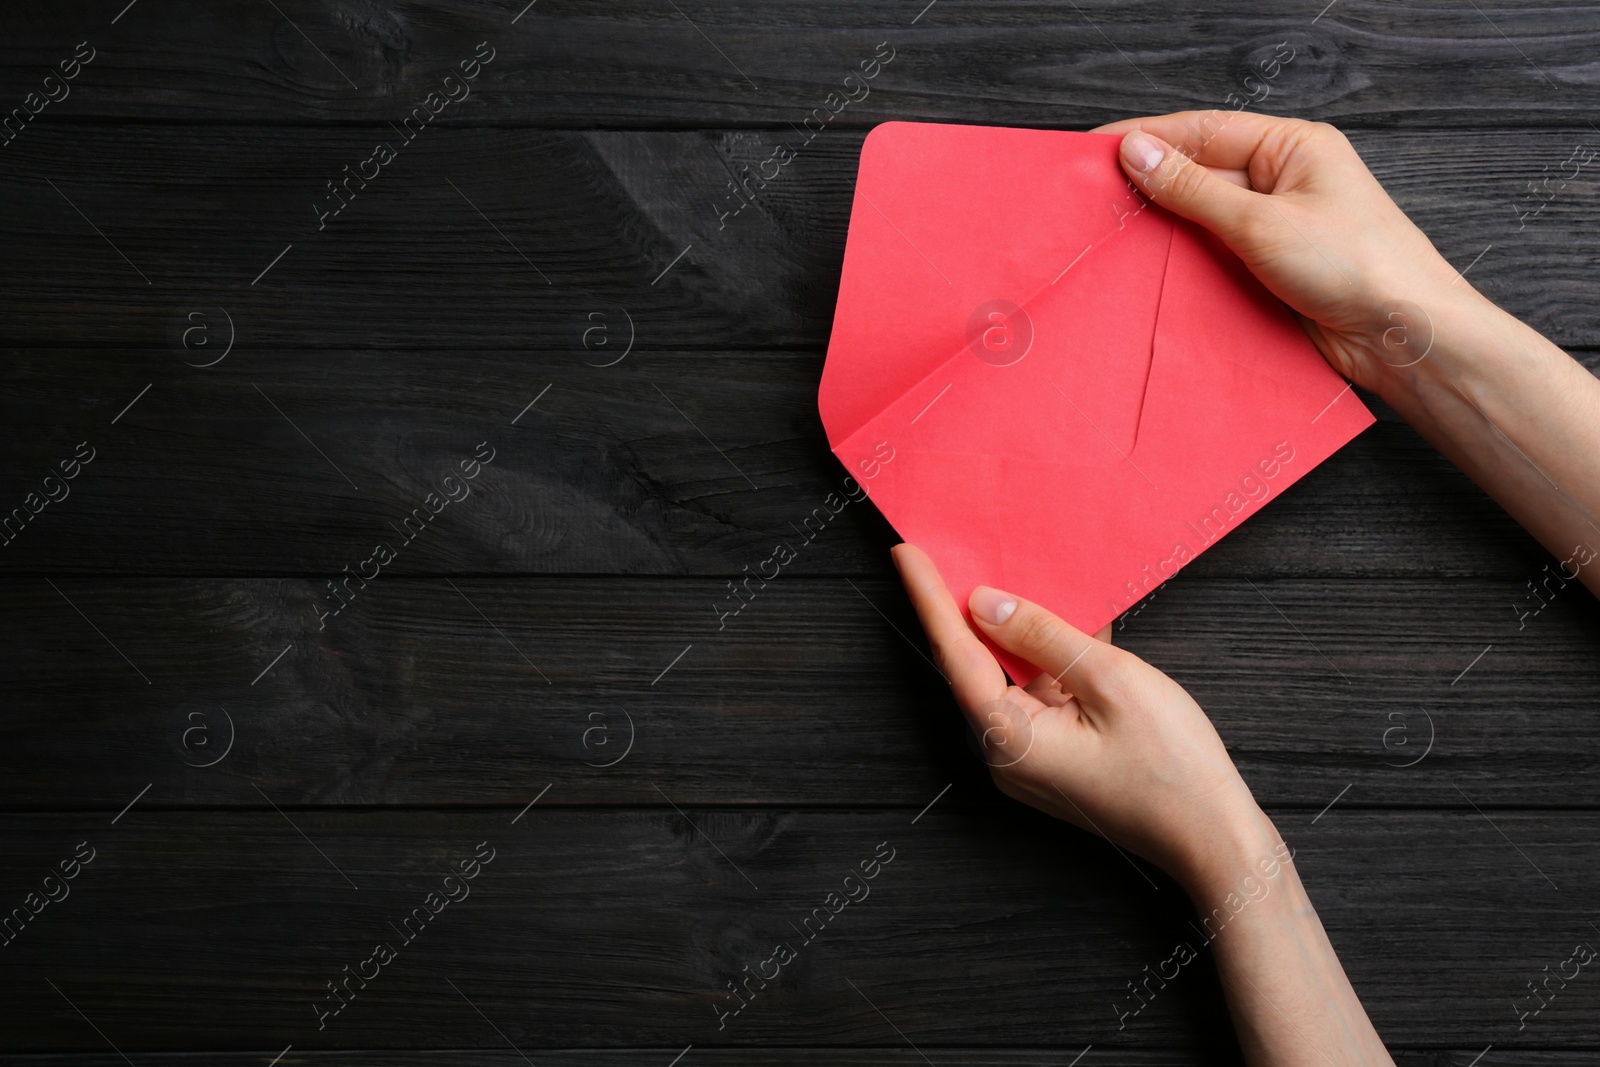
[1372,286,1600,598]
[1180,809,1393,1067]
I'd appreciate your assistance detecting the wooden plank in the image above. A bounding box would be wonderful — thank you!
[0,344,1569,577]
[0,1052,1587,1065]
[0,808,1595,1050]
[0,126,1597,350]
[0,1056,1217,1067]
[2,2,1598,127]
[1,577,1596,807]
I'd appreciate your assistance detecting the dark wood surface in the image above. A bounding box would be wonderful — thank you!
[4,3,1598,1065]
[1,127,1598,351]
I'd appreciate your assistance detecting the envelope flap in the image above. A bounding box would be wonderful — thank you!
[819,123,1152,447]
[1133,219,1375,469]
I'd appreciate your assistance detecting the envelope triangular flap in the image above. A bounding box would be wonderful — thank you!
[819,122,1153,448]
[1132,219,1374,472]
[833,226,1175,481]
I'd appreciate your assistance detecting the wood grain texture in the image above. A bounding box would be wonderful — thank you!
[2,576,1596,807]
[0,1056,1590,1067]
[0,125,1597,350]
[0,344,1574,578]
[1,2,1598,127]
[0,809,1595,1050]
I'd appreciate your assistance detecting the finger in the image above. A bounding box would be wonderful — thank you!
[1091,109,1288,171]
[968,586,1107,700]
[890,544,1010,710]
[1100,136,1253,190]
[1117,128,1265,246]
[1095,623,1113,644]
[973,695,1039,769]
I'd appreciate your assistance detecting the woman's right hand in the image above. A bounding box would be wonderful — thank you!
[1092,110,1487,392]
[891,542,1280,892]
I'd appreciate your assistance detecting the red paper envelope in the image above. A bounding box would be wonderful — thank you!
[819,121,1374,684]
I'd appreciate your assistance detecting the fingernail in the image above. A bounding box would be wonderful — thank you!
[970,586,1017,625]
[1123,130,1165,174]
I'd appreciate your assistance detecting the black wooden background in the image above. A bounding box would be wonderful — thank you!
[2,2,1598,1064]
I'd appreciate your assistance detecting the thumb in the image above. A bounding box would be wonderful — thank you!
[1118,129,1261,245]
[968,586,1108,702]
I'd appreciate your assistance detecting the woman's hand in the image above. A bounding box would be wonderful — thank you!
[1091,110,1481,392]
[892,542,1277,890]
[896,542,1396,1064]
[1093,111,1600,604]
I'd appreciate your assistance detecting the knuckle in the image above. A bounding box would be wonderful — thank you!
[1310,119,1344,139]
[1160,154,1208,202]
[1230,204,1272,247]
[937,636,990,689]
[1008,608,1062,655]
[1184,113,1226,148]
[1308,120,1351,150]
[950,636,989,678]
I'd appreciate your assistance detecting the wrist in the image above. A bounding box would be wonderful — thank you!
[1171,802,1292,905]
[1363,282,1531,416]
